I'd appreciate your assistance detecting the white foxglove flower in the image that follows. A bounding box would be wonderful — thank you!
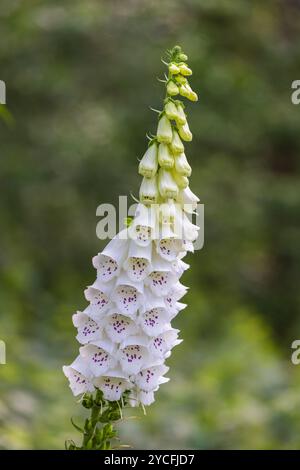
[157,115,172,143]
[158,143,174,169]
[174,152,191,177]
[170,128,184,154]
[158,168,178,199]
[139,176,158,205]
[64,46,200,410]
[138,143,158,178]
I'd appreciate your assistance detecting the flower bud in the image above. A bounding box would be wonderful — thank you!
[172,170,189,189]
[178,53,188,61]
[158,168,178,199]
[175,104,186,125]
[138,142,158,178]
[158,143,174,169]
[168,63,180,74]
[174,74,187,85]
[139,176,158,205]
[159,200,176,224]
[157,115,172,144]
[174,153,192,177]
[185,83,198,102]
[179,84,190,98]
[165,101,179,121]
[179,64,192,76]
[166,80,179,96]
[178,121,193,142]
[170,129,184,154]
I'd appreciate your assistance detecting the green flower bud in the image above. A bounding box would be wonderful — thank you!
[172,170,189,189]
[167,80,179,96]
[138,142,158,178]
[158,143,174,169]
[165,101,179,120]
[157,115,172,143]
[139,175,159,205]
[178,53,188,61]
[175,103,186,125]
[158,168,178,199]
[178,121,193,142]
[175,74,187,85]
[82,394,94,409]
[170,129,184,154]
[175,152,192,177]
[185,83,198,102]
[179,64,192,76]
[168,63,180,75]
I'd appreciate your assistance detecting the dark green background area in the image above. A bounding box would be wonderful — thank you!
[0,0,300,449]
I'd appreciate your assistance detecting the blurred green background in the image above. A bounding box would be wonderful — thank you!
[1,0,300,449]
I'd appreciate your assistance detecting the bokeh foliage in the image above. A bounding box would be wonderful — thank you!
[0,0,300,449]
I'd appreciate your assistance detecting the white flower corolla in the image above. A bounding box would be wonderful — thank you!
[139,176,158,205]
[94,369,132,401]
[178,121,193,142]
[92,229,129,283]
[123,240,152,282]
[129,203,157,247]
[165,100,179,121]
[138,143,158,178]
[73,311,103,344]
[174,152,191,177]
[175,103,186,126]
[158,143,174,169]
[157,115,173,143]
[64,47,200,407]
[63,356,94,396]
[158,168,178,199]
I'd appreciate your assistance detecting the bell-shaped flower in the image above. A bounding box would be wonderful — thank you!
[178,121,193,142]
[174,207,199,242]
[165,100,179,121]
[166,80,179,97]
[138,142,158,178]
[177,186,200,213]
[149,328,182,359]
[139,175,158,205]
[92,229,129,283]
[132,364,169,392]
[129,203,157,247]
[157,115,173,143]
[94,369,132,401]
[175,103,187,125]
[104,312,139,343]
[158,143,174,169]
[84,281,113,322]
[72,311,103,345]
[113,272,144,317]
[123,240,152,282]
[174,152,191,177]
[129,388,156,407]
[118,336,149,375]
[158,168,178,199]
[159,200,176,225]
[170,129,184,154]
[80,339,116,377]
[63,356,94,396]
[164,281,188,315]
[171,259,190,277]
[139,307,171,336]
[146,257,178,297]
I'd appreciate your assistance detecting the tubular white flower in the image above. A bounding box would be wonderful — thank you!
[158,168,178,199]
[170,128,184,154]
[64,46,200,408]
[139,176,158,205]
[158,143,174,169]
[174,152,191,177]
[157,115,172,143]
[138,142,158,178]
